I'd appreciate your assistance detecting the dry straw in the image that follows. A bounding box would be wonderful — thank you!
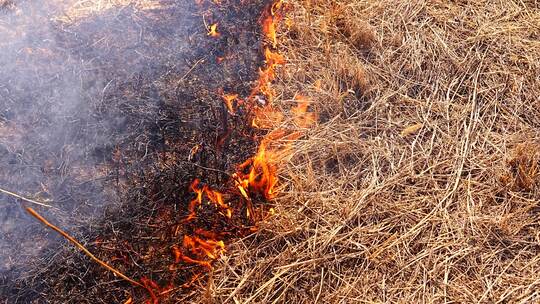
[204,0,540,303]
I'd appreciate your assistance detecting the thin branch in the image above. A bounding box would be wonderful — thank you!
[25,207,143,288]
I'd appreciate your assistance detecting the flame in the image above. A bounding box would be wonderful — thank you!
[141,277,160,304]
[270,0,284,16]
[14,1,311,302]
[183,235,225,259]
[205,188,233,218]
[185,179,232,222]
[179,254,211,269]
[207,23,220,37]
[233,128,297,203]
[172,234,225,270]
[265,47,286,66]
[252,105,284,129]
[185,179,204,222]
[262,16,277,48]
[244,141,278,200]
[261,0,284,48]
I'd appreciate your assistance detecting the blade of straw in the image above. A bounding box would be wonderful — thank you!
[0,187,53,208]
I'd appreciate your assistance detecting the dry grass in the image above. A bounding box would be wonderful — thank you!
[207,0,540,303]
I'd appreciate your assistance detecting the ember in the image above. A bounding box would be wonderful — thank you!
[207,23,220,37]
[221,93,239,114]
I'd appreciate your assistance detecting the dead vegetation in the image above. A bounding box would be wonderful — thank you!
[206,0,540,303]
[504,143,540,192]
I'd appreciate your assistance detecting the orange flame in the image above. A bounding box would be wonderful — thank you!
[246,141,278,200]
[234,129,291,202]
[265,47,285,66]
[172,234,225,270]
[261,0,283,48]
[270,0,284,16]
[205,188,232,218]
[185,179,233,222]
[183,235,225,260]
[249,48,285,102]
[178,253,212,269]
[185,179,203,222]
[262,16,277,48]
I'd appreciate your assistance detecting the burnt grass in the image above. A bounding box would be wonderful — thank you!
[0,0,273,302]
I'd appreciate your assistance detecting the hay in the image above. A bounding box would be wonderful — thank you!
[208,0,540,302]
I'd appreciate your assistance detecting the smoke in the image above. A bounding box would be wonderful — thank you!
[0,0,200,274]
[0,0,113,274]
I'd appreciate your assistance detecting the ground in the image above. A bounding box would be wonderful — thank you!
[1,0,540,303]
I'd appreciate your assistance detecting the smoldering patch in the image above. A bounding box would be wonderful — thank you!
[1,0,276,302]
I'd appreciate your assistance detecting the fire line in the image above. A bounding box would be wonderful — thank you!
[21,0,315,302]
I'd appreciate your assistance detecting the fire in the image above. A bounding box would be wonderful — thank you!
[262,16,277,48]
[270,0,284,16]
[181,0,311,264]
[205,188,233,218]
[247,50,290,129]
[185,179,232,222]
[185,179,203,222]
[171,234,225,270]
[161,0,315,301]
[252,105,284,129]
[183,235,225,260]
[16,0,313,303]
[265,47,286,66]
[237,140,278,200]
[207,23,220,37]
[141,277,159,304]
[261,0,284,48]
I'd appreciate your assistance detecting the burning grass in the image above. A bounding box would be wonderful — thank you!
[2,0,285,302]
